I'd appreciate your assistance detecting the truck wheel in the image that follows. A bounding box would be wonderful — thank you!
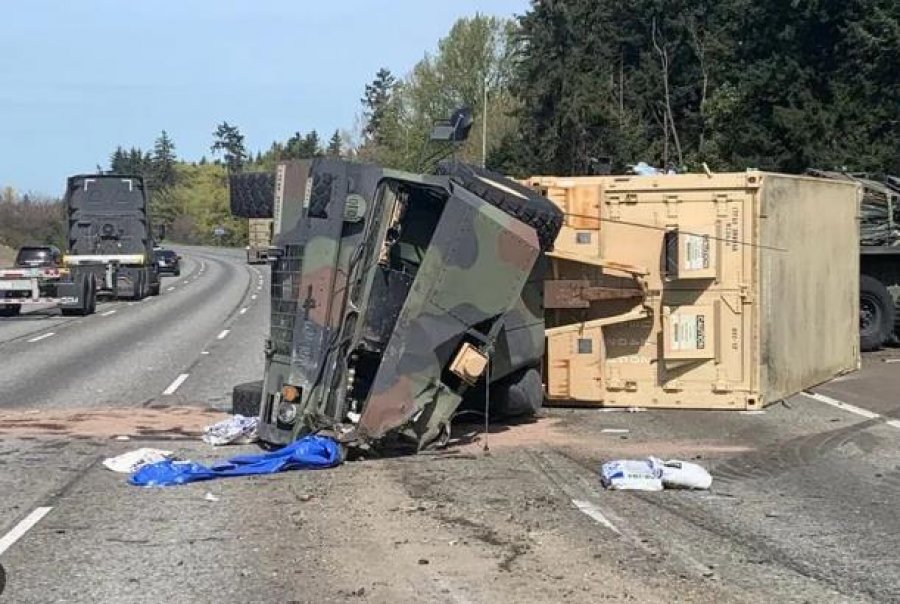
[229,172,275,218]
[860,274,895,351]
[434,162,564,252]
[489,365,544,418]
[0,305,20,317]
[87,278,97,315]
[132,273,145,301]
[232,381,263,417]
[149,281,160,296]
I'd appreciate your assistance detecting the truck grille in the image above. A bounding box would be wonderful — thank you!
[271,244,303,357]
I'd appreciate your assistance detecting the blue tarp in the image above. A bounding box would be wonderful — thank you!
[129,435,343,487]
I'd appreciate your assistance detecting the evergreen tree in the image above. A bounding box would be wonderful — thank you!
[361,67,397,145]
[152,130,178,189]
[110,147,127,173]
[327,130,342,157]
[210,121,248,173]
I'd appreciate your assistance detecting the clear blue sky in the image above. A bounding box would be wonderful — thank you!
[0,0,527,197]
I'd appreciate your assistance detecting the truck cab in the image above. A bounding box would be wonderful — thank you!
[14,245,62,268]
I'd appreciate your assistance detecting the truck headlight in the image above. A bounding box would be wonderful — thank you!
[277,401,299,425]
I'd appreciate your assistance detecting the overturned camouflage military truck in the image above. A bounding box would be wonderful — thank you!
[229,159,563,452]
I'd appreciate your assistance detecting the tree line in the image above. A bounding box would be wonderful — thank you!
[358,1,899,178]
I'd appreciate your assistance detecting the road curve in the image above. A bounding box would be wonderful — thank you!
[0,246,267,410]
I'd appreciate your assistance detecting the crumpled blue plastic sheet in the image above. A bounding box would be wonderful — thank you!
[129,435,343,487]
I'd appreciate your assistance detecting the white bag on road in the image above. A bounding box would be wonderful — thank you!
[660,459,712,490]
[103,448,174,473]
[600,458,664,491]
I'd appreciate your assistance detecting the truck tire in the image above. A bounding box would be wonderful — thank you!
[229,172,275,218]
[0,305,20,317]
[489,365,544,418]
[131,273,145,301]
[232,380,263,417]
[860,274,895,351]
[434,162,564,252]
[61,274,93,317]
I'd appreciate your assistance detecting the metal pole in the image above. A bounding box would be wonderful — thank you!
[482,77,488,168]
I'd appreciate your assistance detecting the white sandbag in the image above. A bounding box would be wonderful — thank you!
[600,458,664,491]
[660,459,712,490]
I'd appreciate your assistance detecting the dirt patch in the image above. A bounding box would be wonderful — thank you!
[0,406,229,439]
[448,415,752,460]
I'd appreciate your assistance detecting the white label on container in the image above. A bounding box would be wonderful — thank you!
[671,314,706,351]
[683,235,710,271]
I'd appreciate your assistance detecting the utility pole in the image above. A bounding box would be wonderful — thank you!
[482,76,488,168]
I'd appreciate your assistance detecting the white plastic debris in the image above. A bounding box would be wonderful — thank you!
[103,448,174,473]
[202,414,259,446]
[660,460,713,490]
[600,458,664,491]
[114,435,131,441]
[600,457,713,491]
[204,492,220,502]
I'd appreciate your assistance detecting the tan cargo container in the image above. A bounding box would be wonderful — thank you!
[528,172,861,410]
[247,218,273,264]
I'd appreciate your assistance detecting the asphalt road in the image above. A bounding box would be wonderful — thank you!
[0,246,899,602]
[0,245,267,410]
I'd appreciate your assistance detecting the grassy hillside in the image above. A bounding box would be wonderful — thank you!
[0,243,16,267]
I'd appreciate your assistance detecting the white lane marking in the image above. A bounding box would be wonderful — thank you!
[101,310,117,317]
[217,329,230,340]
[601,428,629,434]
[0,506,53,556]
[201,351,210,355]
[239,307,248,315]
[251,294,257,300]
[571,500,620,534]
[28,332,55,343]
[884,359,900,364]
[163,373,190,395]
[166,286,175,292]
[802,391,880,419]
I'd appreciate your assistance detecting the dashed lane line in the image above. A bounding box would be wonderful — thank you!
[217,329,230,340]
[101,310,116,317]
[802,391,881,420]
[162,373,190,395]
[27,332,55,343]
[572,500,621,534]
[0,507,53,556]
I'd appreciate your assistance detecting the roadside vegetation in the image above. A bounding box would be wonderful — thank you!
[1,2,896,251]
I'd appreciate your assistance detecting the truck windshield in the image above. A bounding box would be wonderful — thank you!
[15,247,55,267]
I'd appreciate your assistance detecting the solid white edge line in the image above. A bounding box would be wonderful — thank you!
[163,373,190,395]
[0,506,53,556]
[572,500,620,534]
[101,310,116,317]
[801,391,880,419]
[217,329,230,340]
[27,332,55,343]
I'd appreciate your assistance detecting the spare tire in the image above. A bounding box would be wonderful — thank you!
[229,172,276,218]
[232,380,263,417]
[434,162,564,252]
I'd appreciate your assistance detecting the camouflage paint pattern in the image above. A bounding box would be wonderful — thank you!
[256,158,547,450]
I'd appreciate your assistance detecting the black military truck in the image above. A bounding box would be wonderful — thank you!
[807,170,900,351]
[0,174,161,316]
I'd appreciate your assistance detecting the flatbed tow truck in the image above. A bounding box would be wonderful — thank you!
[0,174,161,317]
